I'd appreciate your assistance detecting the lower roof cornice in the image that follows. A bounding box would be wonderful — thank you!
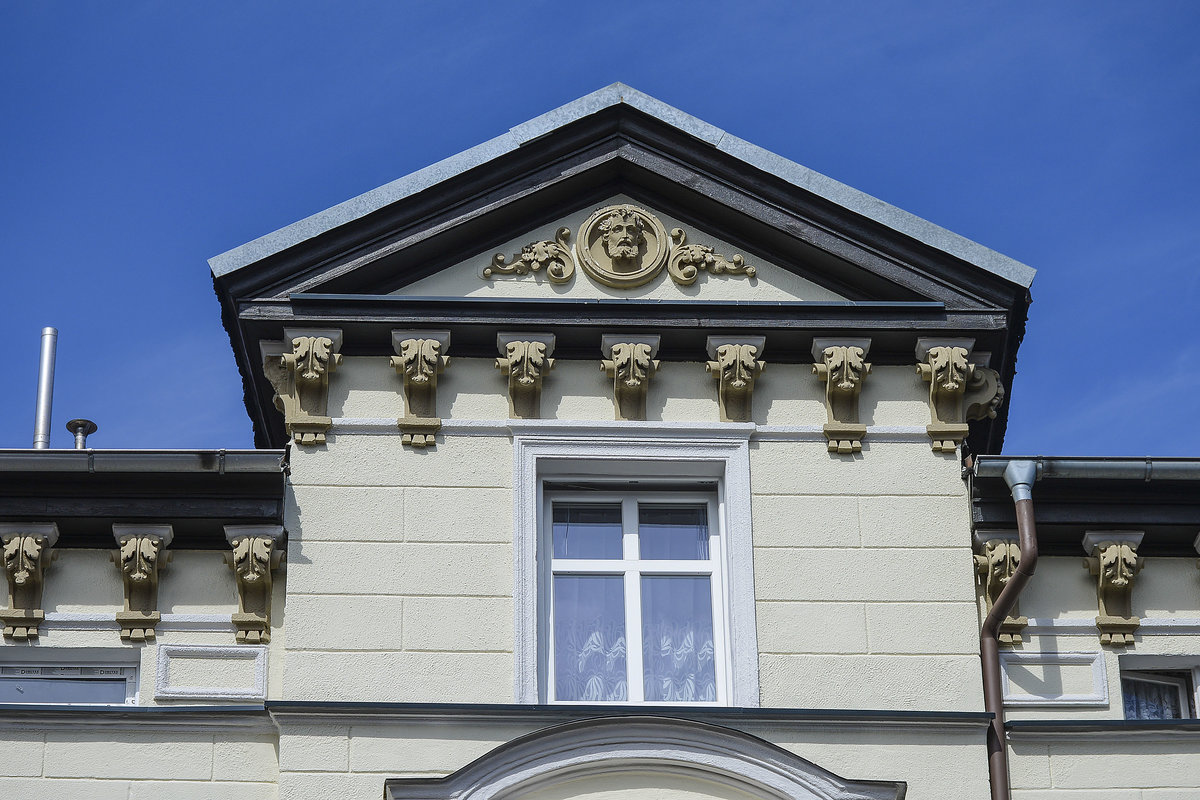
[265,701,992,732]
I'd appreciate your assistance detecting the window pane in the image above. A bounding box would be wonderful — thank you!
[641,576,716,702]
[0,676,127,704]
[553,576,627,701]
[1123,676,1186,720]
[552,503,623,559]
[638,505,709,560]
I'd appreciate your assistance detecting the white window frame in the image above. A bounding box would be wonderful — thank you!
[512,422,759,706]
[0,650,138,706]
[545,489,727,704]
[1119,655,1200,719]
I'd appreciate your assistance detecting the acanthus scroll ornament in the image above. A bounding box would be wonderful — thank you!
[262,330,342,446]
[706,338,764,423]
[916,341,1003,452]
[481,205,758,291]
[496,335,555,419]
[391,331,450,447]
[225,525,284,645]
[812,341,871,454]
[0,523,57,639]
[483,227,575,284]
[669,229,756,286]
[112,525,173,642]
[973,533,1027,645]
[602,336,660,421]
[1083,532,1144,646]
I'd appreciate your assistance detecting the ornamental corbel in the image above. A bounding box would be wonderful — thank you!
[915,339,1003,452]
[496,333,555,419]
[224,525,284,644]
[482,227,575,284]
[0,522,58,639]
[601,334,660,421]
[261,328,343,445]
[1082,531,1144,646]
[705,336,765,423]
[812,338,871,453]
[972,530,1027,645]
[391,331,450,447]
[111,524,172,642]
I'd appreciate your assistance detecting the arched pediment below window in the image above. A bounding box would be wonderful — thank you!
[384,717,905,800]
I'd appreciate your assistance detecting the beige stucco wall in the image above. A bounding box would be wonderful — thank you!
[1010,735,1200,797]
[0,727,278,800]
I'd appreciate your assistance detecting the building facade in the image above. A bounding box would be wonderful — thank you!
[2,85,1197,799]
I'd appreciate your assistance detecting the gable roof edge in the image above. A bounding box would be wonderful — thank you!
[208,83,1035,290]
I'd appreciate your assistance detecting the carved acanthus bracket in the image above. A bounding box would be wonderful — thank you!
[112,524,173,642]
[973,531,1027,645]
[706,336,764,423]
[601,335,660,421]
[262,329,343,446]
[496,333,555,419]
[0,523,57,639]
[225,525,284,644]
[669,229,756,286]
[391,331,450,447]
[812,339,871,454]
[483,227,575,284]
[915,339,1003,452]
[1083,532,1144,646]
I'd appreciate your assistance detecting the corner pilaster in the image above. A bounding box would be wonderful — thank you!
[973,530,1027,645]
[812,338,871,453]
[496,333,555,419]
[1082,531,1144,646]
[0,522,58,639]
[915,339,1004,452]
[601,334,660,421]
[224,525,284,644]
[261,328,343,445]
[391,330,450,447]
[112,524,173,641]
[706,336,765,423]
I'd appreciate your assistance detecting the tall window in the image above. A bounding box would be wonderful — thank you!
[545,489,727,704]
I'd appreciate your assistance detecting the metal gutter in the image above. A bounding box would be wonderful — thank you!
[975,456,1200,482]
[0,449,287,474]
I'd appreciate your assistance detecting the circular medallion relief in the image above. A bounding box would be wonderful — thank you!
[576,204,669,288]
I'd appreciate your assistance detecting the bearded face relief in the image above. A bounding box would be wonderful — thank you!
[598,208,645,269]
[577,204,669,288]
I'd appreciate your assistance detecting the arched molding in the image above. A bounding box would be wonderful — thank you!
[384,716,905,800]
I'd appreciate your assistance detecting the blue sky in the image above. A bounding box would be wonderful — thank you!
[2,2,1197,454]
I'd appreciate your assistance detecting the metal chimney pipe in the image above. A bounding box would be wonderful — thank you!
[66,419,98,449]
[32,327,58,449]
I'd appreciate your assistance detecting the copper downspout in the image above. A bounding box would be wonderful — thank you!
[980,459,1038,800]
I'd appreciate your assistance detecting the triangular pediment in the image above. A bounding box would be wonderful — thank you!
[211,84,1034,452]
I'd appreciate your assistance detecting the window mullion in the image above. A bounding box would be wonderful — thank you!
[622,496,643,702]
[625,567,644,703]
